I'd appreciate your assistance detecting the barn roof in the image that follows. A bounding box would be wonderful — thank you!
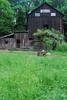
[0,31,29,39]
[0,33,14,39]
[28,2,64,17]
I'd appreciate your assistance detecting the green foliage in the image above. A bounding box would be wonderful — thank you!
[44,37,54,50]
[34,29,64,50]
[0,51,67,99]
[63,7,67,24]
[15,10,26,31]
[0,0,14,36]
[57,42,67,52]
[34,29,63,40]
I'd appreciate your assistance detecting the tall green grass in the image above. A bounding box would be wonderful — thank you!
[57,42,67,52]
[0,51,67,100]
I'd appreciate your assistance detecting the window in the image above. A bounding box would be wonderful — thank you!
[40,9,50,13]
[51,13,56,16]
[35,13,40,17]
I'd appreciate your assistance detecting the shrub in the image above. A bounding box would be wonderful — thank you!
[44,37,55,50]
[33,41,44,51]
[34,29,64,51]
[57,42,67,52]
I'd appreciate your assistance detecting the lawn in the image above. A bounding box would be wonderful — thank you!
[0,51,67,100]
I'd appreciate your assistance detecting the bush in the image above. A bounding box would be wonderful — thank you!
[43,37,53,50]
[44,37,59,50]
[34,29,64,51]
[34,41,44,51]
[57,42,67,52]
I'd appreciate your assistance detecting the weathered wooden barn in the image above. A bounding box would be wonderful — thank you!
[0,32,31,49]
[28,2,64,37]
[0,3,64,50]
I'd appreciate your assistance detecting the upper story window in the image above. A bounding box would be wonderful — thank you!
[35,13,40,17]
[51,13,56,16]
[40,9,50,13]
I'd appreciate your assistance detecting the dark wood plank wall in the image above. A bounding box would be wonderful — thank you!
[28,3,63,36]
[0,32,30,49]
[15,32,29,48]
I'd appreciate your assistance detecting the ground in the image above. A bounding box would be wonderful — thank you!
[0,51,67,100]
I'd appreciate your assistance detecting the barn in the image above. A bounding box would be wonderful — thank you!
[28,2,64,38]
[0,2,64,50]
[0,32,30,50]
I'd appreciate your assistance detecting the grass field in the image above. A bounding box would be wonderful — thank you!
[0,51,67,100]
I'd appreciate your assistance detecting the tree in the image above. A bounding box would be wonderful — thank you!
[61,0,67,24]
[0,0,14,36]
[15,10,26,31]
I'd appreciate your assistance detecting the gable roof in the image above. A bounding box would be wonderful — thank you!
[0,33,14,39]
[28,2,64,17]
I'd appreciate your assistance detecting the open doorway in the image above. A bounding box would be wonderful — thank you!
[43,24,49,29]
[16,39,20,48]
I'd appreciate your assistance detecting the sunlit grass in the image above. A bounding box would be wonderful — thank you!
[0,51,67,100]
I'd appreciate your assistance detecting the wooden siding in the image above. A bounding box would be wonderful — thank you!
[0,38,16,49]
[28,3,64,36]
[0,32,31,49]
[15,32,30,48]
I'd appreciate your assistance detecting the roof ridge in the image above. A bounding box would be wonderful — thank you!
[28,2,64,16]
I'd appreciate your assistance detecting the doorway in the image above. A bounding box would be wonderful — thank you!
[16,39,20,48]
[43,24,49,29]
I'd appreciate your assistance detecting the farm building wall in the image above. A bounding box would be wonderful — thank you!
[28,3,64,37]
[0,32,31,50]
[0,38,16,49]
[15,32,30,49]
